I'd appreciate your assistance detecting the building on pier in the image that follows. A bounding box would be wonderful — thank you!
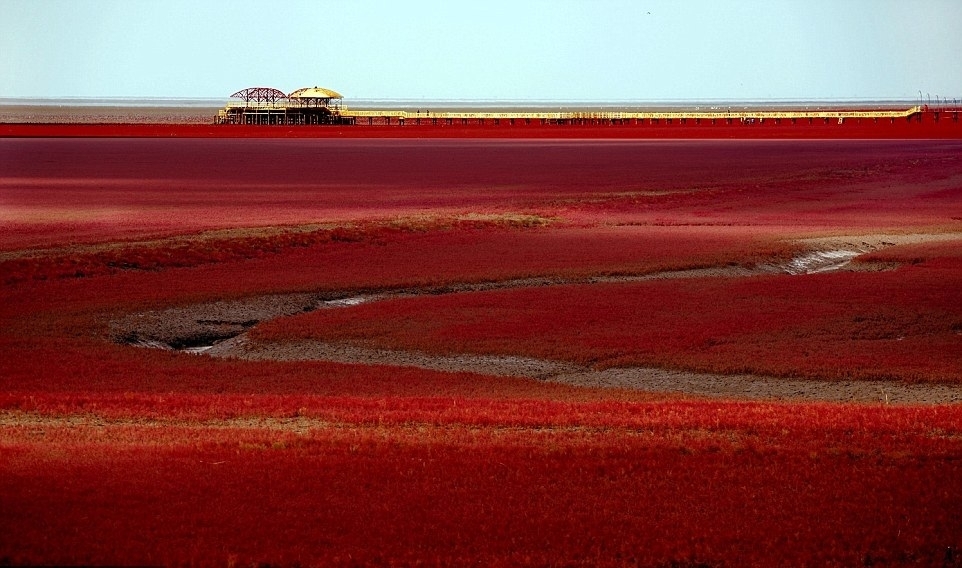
[216,86,353,125]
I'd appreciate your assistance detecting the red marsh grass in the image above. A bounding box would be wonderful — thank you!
[3,138,962,566]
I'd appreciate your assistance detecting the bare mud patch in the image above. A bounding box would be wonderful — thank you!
[110,292,325,350]
[203,338,962,405]
[795,232,962,251]
[208,337,580,380]
[552,367,962,404]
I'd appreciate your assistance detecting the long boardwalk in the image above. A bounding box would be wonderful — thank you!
[340,105,923,125]
[218,97,932,126]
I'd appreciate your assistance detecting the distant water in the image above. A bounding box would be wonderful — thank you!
[0,96,920,112]
[0,97,223,108]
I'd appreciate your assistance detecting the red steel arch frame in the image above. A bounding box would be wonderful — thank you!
[229,87,288,105]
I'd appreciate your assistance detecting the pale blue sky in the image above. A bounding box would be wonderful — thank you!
[2,0,960,101]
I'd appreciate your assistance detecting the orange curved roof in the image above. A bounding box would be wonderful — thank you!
[289,86,343,99]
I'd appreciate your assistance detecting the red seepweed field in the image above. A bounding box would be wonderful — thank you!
[2,135,962,566]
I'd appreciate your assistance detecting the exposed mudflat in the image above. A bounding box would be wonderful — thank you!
[796,232,962,251]
[208,336,581,380]
[207,337,962,404]
[109,233,962,405]
[111,292,324,350]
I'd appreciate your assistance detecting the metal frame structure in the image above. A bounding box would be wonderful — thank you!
[217,86,350,125]
[229,87,288,105]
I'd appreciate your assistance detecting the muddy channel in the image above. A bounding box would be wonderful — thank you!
[111,233,962,405]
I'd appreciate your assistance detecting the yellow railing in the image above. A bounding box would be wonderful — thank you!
[337,106,922,121]
[224,101,288,110]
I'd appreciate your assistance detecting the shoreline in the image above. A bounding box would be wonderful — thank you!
[3,116,961,139]
[3,100,958,138]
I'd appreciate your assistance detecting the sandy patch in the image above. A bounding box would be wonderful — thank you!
[0,411,333,435]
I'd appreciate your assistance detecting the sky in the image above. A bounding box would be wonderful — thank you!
[2,0,961,102]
